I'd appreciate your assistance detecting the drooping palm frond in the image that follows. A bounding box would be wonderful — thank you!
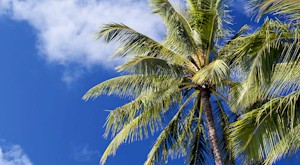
[170,93,209,165]
[248,0,300,20]
[144,91,199,165]
[264,123,300,165]
[104,85,182,138]
[100,85,184,165]
[230,90,300,164]
[219,25,251,59]
[100,105,162,165]
[229,65,300,114]
[228,19,292,85]
[227,25,300,113]
[186,123,207,165]
[181,92,209,165]
[267,40,300,97]
[211,93,236,165]
[83,74,180,99]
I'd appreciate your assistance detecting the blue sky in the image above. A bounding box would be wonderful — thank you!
[0,0,299,165]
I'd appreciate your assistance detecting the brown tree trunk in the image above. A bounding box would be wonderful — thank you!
[201,89,224,165]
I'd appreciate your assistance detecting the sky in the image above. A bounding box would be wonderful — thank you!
[0,0,299,165]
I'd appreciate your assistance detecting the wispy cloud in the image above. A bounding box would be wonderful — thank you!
[0,141,33,165]
[71,144,99,162]
[0,0,164,67]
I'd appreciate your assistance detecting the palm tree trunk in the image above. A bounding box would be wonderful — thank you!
[201,89,223,165]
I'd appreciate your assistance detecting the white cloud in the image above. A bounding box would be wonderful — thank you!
[71,144,99,162]
[0,0,165,68]
[0,143,33,165]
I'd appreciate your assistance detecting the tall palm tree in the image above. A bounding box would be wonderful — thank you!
[228,0,300,164]
[83,0,236,164]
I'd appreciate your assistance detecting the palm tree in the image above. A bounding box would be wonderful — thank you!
[83,0,236,164]
[228,0,300,164]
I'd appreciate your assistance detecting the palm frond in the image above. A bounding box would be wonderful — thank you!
[187,0,232,62]
[144,91,198,165]
[232,19,291,85]
[212,92,236,164]
[186,124,207,165]
[149,0,197,56]
[264,123,300,165]
[248,0,300,20]
[104,85,182,138]
[169,93,208,164]
[229,33,300,112]
[219,24,251,59]
[230,90,300,164]
[83,74,180,99]
[184,92,208,165]
[100,106,160,165]
[99,23,194,67]
[100,86,183,164]
[116,56,184,77]
[267,41,300,97]
[192,59,229,86]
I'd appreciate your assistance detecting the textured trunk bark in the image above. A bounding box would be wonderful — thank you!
[201,89,223,165]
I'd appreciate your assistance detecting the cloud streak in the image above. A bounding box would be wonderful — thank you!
[71,144,99,162]
[0,0,165,68]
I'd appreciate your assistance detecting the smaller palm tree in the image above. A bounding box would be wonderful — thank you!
[228,1,300,164]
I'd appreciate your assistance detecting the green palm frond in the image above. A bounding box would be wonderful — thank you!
[99,23,193,66]
[229,32,300,113]
[212,93,235,165]
[231,20,290,84]
[169,93,207,163]
[144,91,198,165]
[229,25,251,41]
[219,24,251,59]
[149,0,197,55]
[229,60,300,114]
[187,0,232,62]
[264,123,300,165]
[184,93,208,165]
[268,41,300,96]
[101,105,162,165]
[230,90,300,164]
[186,124,207,165]
[105,85,182,138]
[224,19,290,61]
[229,81,266,113]
[192,60,229,86]
[116,56,184,77]
[248,0,300,20]
[101,86,183,165]
[83,74,180,99]
[225,20,299,112]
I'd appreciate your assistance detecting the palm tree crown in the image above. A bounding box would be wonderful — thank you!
[84,0,234,164]
[84,0,300,164]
